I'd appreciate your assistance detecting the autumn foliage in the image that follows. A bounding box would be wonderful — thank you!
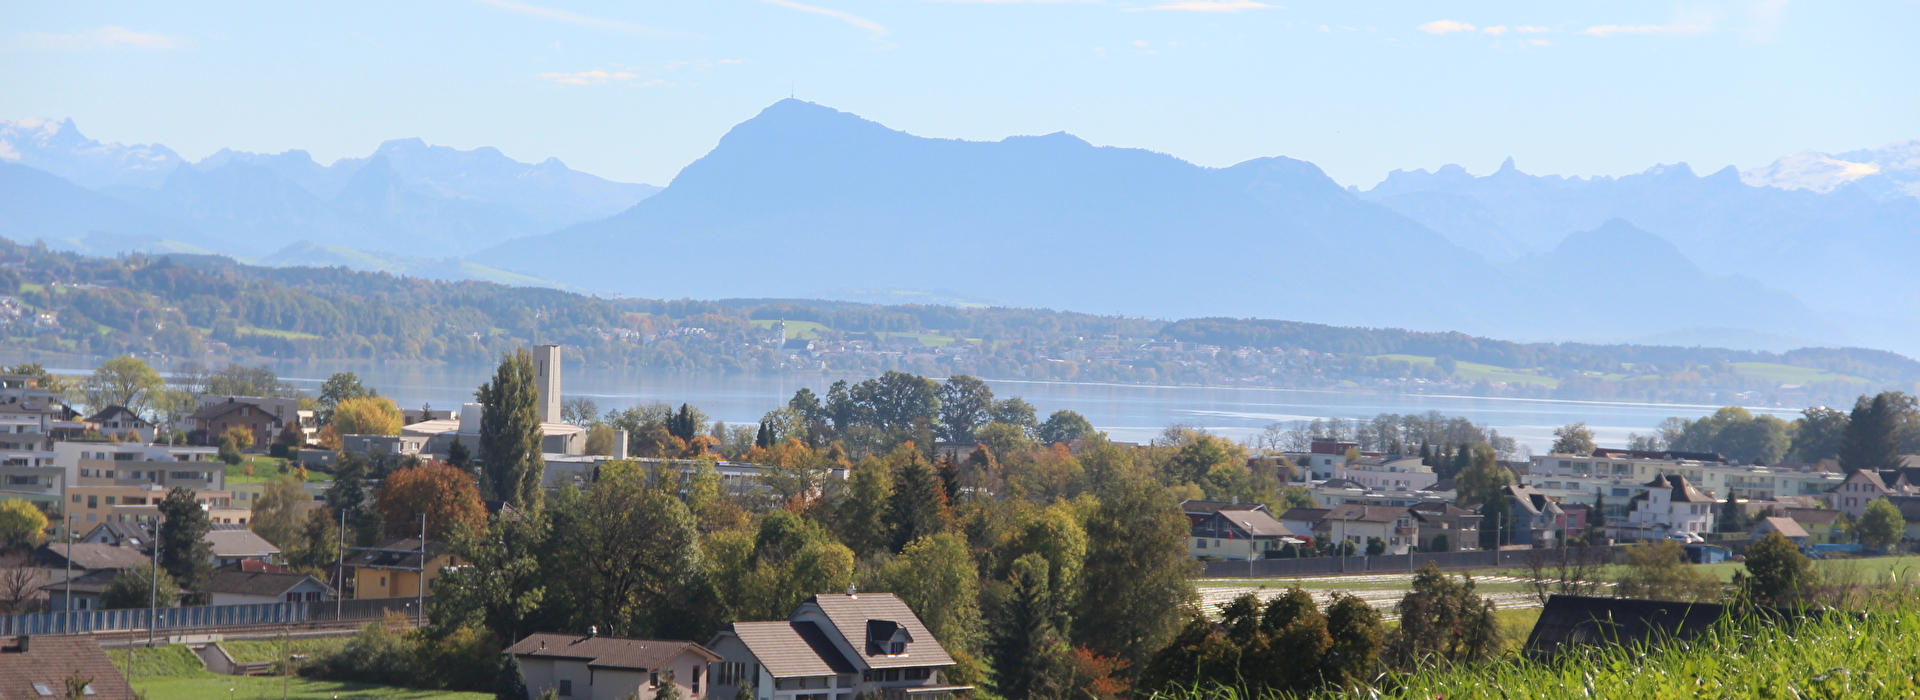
[376,461,487,540]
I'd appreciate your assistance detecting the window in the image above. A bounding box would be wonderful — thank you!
[104,496,115,505]
[87,495,97,508]
[885,669,901,682]
[114,453,134,461]
[650,672,659,689]
[1196,539,1206,549]
[904,668,931,681]
[558,680,572,696]
[890,642,905,655]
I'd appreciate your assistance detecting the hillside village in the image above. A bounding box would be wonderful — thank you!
[0,343,1916,698]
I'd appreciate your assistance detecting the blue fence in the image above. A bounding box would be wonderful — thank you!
[0,596,428,636]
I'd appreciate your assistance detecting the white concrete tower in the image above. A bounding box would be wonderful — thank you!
[534,344,562,424]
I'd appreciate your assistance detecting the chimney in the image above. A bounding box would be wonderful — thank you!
[534,345,562,424]
[847,583,857,597]
[588,626,598,638]
[12,636,28,653]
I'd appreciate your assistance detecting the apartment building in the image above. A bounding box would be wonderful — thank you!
[1526,449,1841,519]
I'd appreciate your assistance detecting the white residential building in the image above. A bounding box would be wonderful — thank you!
[1615,474,1717,542]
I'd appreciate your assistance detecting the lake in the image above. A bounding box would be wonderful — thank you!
[60,358,1800,453]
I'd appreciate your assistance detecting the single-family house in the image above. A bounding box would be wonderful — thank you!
[349,537,454,599]
[1784,508,1844,544]
[199,560,333,605]
[708,592,969,700]
[1498,485,1565,548]
[32,542,150,574]
[506,632,721,700]
[0,635,136,699]
[1188,508,1308,560]
[188,398,295,448]
[1616,475,1717,542]
[1179,499,1269,526]
[1750,516,1810,545]
[41,569,119,612]
[1828,469,1920,519]
[1409,502,1481,552]
[1313,504,1416,555]
[205,525,281,568]
[85,406,156,443]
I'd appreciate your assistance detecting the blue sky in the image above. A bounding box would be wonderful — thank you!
[3,1,1915,187]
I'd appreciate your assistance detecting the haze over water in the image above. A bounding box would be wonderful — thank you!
[208,361,1801,454]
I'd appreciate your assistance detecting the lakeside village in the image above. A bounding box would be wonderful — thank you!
[0,343,1910,699]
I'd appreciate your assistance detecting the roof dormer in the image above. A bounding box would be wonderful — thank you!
[866,620,912,656]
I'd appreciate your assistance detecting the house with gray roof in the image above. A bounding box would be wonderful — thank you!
[199,560,333,605]
[1188,507,1308,560]
[506,631,721,700]
[708,592,969,700]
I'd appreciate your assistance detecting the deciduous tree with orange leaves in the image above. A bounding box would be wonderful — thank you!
[376,461,487,540]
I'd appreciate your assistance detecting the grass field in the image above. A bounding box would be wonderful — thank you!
[117,643,484,700]
[751,319,831,339]
[134,676,490,700]
[1730,361,1869,385]
[1375,355,1560,388]
[224,456,331,484]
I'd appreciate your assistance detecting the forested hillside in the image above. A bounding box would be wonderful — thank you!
[0,238,1912,407]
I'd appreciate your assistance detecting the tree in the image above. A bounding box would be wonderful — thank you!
[217,425,253,465]
[855,371,941,431]
[1453,444,1510,509]
[544,466,717,639]
[376,463,487,541]
[447,438,472,471]
[494,653,530,700]
[870,533,984,667]
[203,363,288,398]
[250,475,307,547]
[158,486,214,592]
[991,397,1039,433]
[1385,563,1500,669]
[83,356,164,417]
[937,375,995,444]
[476,349,546,509]
[1550,423,1596,455]
[333,396,404,436]
[287,507,340,571]
[1790,406,1850,463]
[1365,537,1387,556]
[1076,468,1195,668]
[654,669,684,700]
[1857,497,1904,552]
[1277,486,1317,512]
[317,372,374,424]
[1615,540,1720,602]
[1739,531,1816,607]
[433,508,549,646]
[833,457,894,556]
[1037,410,1097,446]
[0,500,47,548]
[561,396,600,427]
[99,564,179,609]
[1322,592,1383,688]
[1840,392,1912,473]
[887,453,951,553]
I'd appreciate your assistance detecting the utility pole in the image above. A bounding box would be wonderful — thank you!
[416,513,426,630]
[63,514,73,635]
[149,517,161,648]
[334,508,346,622]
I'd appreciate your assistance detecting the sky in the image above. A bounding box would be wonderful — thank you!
[2,1,1917,188]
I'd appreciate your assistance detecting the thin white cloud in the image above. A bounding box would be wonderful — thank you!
[1419,20,1476,34]
[537,69,645,85]
[1527,38,1550,46]
[17,26,183,50]
[1483,25,1508,35]
[1583,10,1716,37]
[1141,0,1272,12]
[474,0,670,36]
[1514,25,1550,33]
[761,0,888,36]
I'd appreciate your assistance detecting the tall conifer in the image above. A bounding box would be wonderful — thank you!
[477,349,546,510]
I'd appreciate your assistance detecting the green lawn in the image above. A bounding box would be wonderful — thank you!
[1730,361,1869,385]
[225,456,331,484]
[751,319,831,339]
[134,676,490,700]
[1375,355,1560,388]
[877,331,960,347]
[242,326,324,341]
[118,643,485,700]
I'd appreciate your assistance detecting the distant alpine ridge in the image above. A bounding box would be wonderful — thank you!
[6,104,1920,353]
[0,117,659,269]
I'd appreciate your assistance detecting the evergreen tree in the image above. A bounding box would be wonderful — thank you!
[495,653,529,700]
[158,486,215,593]
[887,453,950,553]
[1840,392,1911,472]
[1076,466,1196,669]
[1478,492,1513,550]
[447,438,471,471]
[477,349,546,510]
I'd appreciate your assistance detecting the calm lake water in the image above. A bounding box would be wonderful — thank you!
[39,358,1799,453]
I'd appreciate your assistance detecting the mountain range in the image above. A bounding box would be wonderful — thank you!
[5,104,1920,354]
[0,117,659,266]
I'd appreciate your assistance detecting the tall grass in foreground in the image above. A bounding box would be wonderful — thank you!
[1151,601,1920,699]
